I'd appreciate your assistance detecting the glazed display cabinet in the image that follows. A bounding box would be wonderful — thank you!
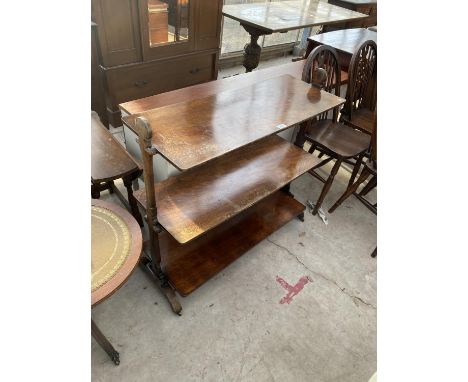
[91,0,223,127]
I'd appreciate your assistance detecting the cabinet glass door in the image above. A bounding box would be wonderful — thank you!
[146,0,190,46]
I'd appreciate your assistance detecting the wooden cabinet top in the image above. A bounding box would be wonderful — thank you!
[222,0,369,33]
[123,74,345,170]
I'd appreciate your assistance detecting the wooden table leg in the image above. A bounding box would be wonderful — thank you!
[138,223,183,315]
[135,117,183,316]
[91,183,101,199]
[241,24,270,73]
[278,120,311,222]
[123,173,144,227]
[91,319,120,365]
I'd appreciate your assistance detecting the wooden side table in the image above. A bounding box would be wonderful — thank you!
[91,112,144,226]
[91,199,143,365]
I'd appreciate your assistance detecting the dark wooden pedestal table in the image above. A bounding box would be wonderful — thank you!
[91,199,142,365]
[121,73,345,314]
[222,0,368,72]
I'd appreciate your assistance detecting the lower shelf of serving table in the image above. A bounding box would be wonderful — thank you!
[147,191,305,296]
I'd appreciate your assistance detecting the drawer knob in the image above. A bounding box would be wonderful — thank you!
[189,68,200,74]
[134,80,148,88]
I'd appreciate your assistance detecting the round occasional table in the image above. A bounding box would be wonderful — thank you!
[91,199,142,365]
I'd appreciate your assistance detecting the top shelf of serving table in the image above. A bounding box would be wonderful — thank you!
[122,74,345,171]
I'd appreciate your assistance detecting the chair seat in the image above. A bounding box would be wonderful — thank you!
[341,108,376,135]
[305,120,371,158]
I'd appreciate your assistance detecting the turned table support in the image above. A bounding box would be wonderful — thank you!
[241,24,271,73]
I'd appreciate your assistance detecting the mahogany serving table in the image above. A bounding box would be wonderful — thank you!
[222,0,368,72]
[119,64,345,311]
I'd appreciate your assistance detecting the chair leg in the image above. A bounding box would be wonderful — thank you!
[312,159,342,215]
[91,319,120,365]
[360,174,377,196]
[91,184,100,199]
[328,165,371,213]
[107,181,115,194]
[123,176,144,227]
[348,153,364,188]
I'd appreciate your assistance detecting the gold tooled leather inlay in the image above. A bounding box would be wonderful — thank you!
[91,206,132,292]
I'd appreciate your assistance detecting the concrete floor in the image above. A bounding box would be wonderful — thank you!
[92,152,377,381]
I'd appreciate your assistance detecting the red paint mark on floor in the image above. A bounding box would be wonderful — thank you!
[276,276,311,304]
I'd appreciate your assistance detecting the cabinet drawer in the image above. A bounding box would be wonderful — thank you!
[106,53,215,104]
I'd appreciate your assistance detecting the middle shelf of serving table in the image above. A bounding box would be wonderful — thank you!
[133,135,321,244]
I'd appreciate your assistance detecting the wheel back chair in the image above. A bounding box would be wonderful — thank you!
[294,42,376,216]
[340,40,377,135]
[329,124,377,215]
[329,122,377,257]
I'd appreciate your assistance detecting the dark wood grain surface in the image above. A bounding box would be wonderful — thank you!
[91,113,140,182]
[134,135,320,244]
[308,28,376,55]
[123,74,344,170]
[120,60,306,115]
[305,120,370,158]
[154,191,305,296]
